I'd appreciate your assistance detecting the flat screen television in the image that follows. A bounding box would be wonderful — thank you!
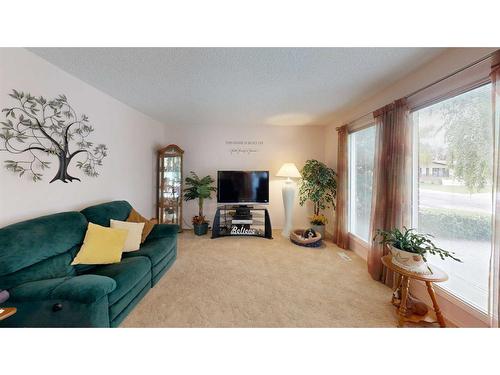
[217,171,269,204]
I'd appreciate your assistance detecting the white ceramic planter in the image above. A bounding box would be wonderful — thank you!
[311,224,325,239]
[390,246,430,274]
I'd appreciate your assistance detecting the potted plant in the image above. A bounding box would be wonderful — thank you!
[298,159,337,238]
[183,172,216,236]
[373,227,462,274]
[310,214,328,238]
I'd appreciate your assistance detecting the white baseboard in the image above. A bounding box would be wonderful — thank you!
[410,281,489,327]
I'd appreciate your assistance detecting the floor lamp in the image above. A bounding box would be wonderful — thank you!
[277,163,302,237]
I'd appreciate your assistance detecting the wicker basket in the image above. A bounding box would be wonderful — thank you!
[290,229,322,248]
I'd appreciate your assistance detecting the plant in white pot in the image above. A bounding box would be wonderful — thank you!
[309,214,328,238]
[374,227,462,274]
[298,159,337,239]
[183,172,216,236]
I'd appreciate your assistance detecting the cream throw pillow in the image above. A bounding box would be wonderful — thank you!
[72,223,127,265]
[110,219,145,252]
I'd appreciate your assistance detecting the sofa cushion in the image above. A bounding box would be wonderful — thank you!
[9,274,116,304]
[81,201,132,227]
[123,236,176,266]
[85,256,150,305]
[0,250,77,291]
[0,212,87,278]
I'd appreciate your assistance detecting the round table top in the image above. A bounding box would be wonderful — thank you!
[0,307,17,321]
[381,255,448,282]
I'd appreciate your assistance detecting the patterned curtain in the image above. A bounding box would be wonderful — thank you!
[490,51,500,327]
[335,125,349,249]
[367,98,412,286]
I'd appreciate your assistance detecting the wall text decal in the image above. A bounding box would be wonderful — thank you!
[225,140,263,155]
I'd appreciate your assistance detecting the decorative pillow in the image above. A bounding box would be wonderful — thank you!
[71,223,127,265]
[127,208,156,243]
[110,219,145,252]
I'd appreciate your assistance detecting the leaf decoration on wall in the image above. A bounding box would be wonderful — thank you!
[0,89,108,183]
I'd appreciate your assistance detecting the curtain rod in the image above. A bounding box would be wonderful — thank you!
[337,49,498,130]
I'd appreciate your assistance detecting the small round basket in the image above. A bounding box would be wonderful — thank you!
[290,229,322,248]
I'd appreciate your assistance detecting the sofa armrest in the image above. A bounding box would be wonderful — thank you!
[52,275,117,303]
[146,224,179,240]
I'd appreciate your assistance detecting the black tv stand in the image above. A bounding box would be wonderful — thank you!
[211,205,272,239]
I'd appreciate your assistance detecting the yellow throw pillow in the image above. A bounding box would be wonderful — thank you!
[127,208,156,243]
[110,219,145,252]
[72,223,128,265]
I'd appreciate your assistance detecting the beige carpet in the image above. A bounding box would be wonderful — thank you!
[122,231,399,327]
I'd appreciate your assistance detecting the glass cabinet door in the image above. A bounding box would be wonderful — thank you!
[157,144,183,231]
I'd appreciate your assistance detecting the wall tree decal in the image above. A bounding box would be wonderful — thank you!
[0,89,108,183]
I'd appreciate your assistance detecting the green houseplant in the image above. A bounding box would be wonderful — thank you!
[183,172,216,235]
[298,159,337,238]
[373,227,461,274]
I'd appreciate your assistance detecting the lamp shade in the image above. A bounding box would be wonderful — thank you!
[276,163,301,178]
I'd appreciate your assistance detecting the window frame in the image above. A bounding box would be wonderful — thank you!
[347,123,376,244]
[409,80,493,315]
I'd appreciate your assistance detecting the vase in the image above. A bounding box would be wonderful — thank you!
[311,224,325,239]
[281,179,296,238]
[193,222,209,236]
[390,246,430,274]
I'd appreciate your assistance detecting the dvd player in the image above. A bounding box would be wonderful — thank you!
[231,219,253,224]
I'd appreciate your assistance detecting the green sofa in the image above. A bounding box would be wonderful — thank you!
[0,201,178,328]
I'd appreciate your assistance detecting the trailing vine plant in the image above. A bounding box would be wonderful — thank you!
[373,227,462,272]
[0,89,107,183]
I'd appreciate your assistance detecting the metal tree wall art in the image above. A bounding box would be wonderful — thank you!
[0,89,108,183]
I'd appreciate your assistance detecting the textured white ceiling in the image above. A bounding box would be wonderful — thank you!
[28,48,445,127]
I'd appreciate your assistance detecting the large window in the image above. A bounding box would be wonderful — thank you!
[412,83,493,312]
[348,126,376,242]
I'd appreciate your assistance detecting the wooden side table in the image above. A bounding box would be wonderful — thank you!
[0,307,17,321]
[381,255,448,328]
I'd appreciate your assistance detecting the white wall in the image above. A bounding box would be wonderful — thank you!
[6,48,483,235]
[0,48,331,231]
[0,48,165,227]
[165,123,327,229]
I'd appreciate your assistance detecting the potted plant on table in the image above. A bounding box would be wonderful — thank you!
[298,159,337,238]
[183,171,216,236]
[373,227,462,274]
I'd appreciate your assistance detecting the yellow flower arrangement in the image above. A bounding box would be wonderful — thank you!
[310,214,328,226]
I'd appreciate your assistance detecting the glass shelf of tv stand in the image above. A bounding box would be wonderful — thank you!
[211,205,272,239]
[218,219,266,225]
